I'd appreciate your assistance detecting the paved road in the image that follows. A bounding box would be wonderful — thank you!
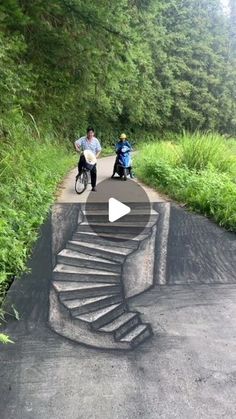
[0,156,236,419]
[56,154,166,202]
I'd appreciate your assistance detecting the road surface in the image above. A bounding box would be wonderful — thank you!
[0,155,236,419]
[56,154,166,203]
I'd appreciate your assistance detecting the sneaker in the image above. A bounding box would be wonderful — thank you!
[91,187,97,192]
[111,174,115,178]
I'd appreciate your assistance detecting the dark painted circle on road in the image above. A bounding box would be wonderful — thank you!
[84,178,151,242]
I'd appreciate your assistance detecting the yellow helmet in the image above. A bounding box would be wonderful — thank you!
[120,133,127,139]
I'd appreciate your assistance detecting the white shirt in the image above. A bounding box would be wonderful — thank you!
[75,136,101,156]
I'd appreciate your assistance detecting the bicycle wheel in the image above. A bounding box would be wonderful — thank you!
[75,170,88,194]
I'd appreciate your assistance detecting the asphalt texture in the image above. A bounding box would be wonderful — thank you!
[0,160,236,419]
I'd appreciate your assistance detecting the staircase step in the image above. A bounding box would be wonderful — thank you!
[80,221,155,227]
[53,281,121,300]
[72,232,142,248]
[98,312,140,340]
[81,203,152,211]
[78,223,153,235]
[57,249,121,273]
[83,211,158,223]
[75,303,127,329]
[119,324,152,348]
[61,294,123,316]
[53,264,120,283]
[66,240,131,262]
[81,201,152,214]
[83,209,157,216]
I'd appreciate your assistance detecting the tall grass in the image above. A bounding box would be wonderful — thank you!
[0,113,76,337]
[179,132,236,174]
[134,132,236,231]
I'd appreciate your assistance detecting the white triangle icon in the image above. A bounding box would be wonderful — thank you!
[108,198,131,223]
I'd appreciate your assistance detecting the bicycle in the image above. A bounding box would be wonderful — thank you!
[75,150,97,194]
[75,167,91,194]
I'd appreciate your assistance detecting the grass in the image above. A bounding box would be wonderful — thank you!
[0,114,76,342]
[100,145,115,157]
[134,132,236,232]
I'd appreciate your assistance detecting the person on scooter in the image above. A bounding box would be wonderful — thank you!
[75,127,101,192]
[111,133,133,178]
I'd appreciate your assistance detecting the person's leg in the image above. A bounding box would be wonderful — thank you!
[90,164,97,189]
[111,163,116,178]
[111,156,118,178]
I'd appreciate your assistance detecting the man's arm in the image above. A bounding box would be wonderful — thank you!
[116,142,123,153]
[74,137,82,152]
[126,141,132,151]
[95,139,102,158]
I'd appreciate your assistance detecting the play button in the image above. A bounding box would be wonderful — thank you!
[84,177,152,241]
[109,198,131,222]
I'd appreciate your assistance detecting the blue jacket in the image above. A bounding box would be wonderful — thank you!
[115,140,132,153]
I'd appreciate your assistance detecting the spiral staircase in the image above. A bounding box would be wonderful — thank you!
[49,204,158,350]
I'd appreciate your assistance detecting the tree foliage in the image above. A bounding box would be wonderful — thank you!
[0,0,236,138]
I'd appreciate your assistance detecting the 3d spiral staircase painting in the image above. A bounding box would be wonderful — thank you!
[49,204,159,350]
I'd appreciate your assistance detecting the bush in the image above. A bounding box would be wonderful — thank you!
[134,132,236,231]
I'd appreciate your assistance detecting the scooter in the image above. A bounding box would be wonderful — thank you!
[115,145,133,181]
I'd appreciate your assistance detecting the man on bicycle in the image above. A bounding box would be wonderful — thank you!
[75,127,101,192]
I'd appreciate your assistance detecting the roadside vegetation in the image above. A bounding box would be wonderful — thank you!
[0,115,75,342]
[134,132,236,232]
